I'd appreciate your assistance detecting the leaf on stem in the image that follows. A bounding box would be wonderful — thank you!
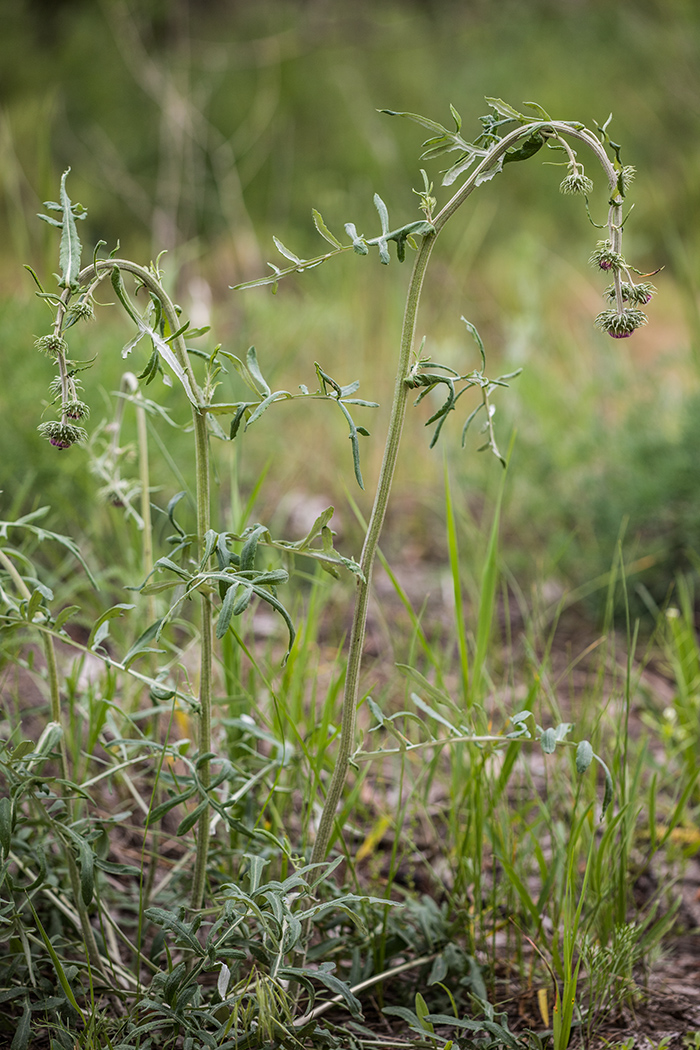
[37,169,86,292]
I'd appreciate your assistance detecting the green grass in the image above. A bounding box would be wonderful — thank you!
[1,416,697,1045]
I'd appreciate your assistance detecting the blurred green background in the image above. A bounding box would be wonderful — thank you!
[2,0,700,617]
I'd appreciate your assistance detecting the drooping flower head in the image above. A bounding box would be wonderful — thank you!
[594,307,647,339]
[38,421,87,450]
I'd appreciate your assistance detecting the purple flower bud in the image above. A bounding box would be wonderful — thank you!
[590,240,625,273]
[49,435,73,449]
[594,307,647,339]
[38,421,87,450]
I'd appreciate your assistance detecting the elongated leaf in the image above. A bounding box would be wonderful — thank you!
[26,902,86,1020]
[312,208,342,248]
[576,740,594,774]
[246,389,292,426]
[87,603,135,649]
[177,798,209,836]
[76,836,94,905]
[295,506,335,550]
[0,512,97,587]
[426,1014,521,1050]
[396,663,461,716]
[273,236,304,265]
[56,169,84,291]
[147,788,197,826]
[10,997,31,1050]
[410,692,459,735]
[253,586,296,662]
[123,618,166,668]
[281,966,363,1019]
[144,907,205,955]
[216,582,239,639]
[484,97,528,121]
[0,797,11,856]
[522,100,553,120]
[53,604,80,633]
[110,267,198,406]
[240,524,267,571]
[245,346,271,397]
[232,585,253,616]
[503,132,545,165]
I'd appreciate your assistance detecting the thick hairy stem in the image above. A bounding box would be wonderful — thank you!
[308,120,622,872]
[70,260,213,908]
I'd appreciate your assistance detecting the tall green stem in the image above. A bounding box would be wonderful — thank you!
[69,260,213,908]
[309,120,622,870]
[309,230,437,868]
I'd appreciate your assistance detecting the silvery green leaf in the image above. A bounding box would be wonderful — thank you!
[217,963,231,1000]
[0,797,11,857]
[484,97,528,121]
[410,692,459,735]
[312,208,342,248]
[576,740,593,774]
[374,193,390,234]
[246,390,292,426]
[522,100,553,120]
[474,157,505,187]
[216,584,239,639]
[232,585,253,615]
[273,236,304,265]
[442,153,481,186]
[295,506,335,550]
[240,524,267,571]
[253,587,296,662]
[245,346,271,396]
[57,169,84,292]
[540,728,557,754]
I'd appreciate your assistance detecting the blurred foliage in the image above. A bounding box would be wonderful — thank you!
[1,0,699,272]
[3,0,700,614]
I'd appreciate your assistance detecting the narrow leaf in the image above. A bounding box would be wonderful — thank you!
[273,236,304,265]
[57,169,83,291]
[216,582,239,639]
[26,902,86,1020]
[312,208,342,248]
[245,346,271,397]
[246,390,291,426]
[0,797,11,856]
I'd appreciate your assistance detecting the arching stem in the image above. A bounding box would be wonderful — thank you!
[308,120,622,874]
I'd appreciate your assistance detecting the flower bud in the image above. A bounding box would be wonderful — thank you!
[63,399,90,421]
[559,171,593,195]
[590,240,625,273]
[605,282,655,306]
[66,299,95,325]
[38,421,87,450]
[594,307,647,338]
[35,334,68,357]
